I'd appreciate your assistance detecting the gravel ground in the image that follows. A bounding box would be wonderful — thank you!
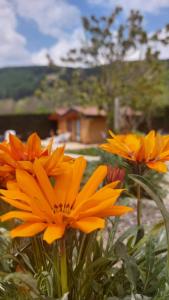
[65,152,100,161]
[119,198,163,229]
[118,172,169,233]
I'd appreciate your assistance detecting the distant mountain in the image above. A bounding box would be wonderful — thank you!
[0,66,51,100]
[0,65,93,100]
[0,61,168,101]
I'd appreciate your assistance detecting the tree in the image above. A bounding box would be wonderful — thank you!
[34,68,89,109]
[62,7,169,131]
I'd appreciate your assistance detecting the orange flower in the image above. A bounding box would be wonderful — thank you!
[0,133,70,181]
[100,130,169,173]
[0,157,132,244]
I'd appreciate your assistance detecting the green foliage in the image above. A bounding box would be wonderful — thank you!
[0,67,51,100]
[0,229,41,299]
[0,219,168,299]
[0,61,168,117]
[65,147,101,156]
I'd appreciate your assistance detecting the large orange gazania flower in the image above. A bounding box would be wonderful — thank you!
[0,133,70,180]
[100,130,169,173]
[0,157,132,244]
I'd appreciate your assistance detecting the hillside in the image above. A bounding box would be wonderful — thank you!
[0,66,51,100]
[0,65,98,100]
[0,61,168,102]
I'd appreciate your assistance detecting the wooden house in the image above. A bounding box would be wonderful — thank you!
[49,106,107,144]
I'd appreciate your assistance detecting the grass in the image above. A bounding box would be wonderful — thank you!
[65,147,101,156]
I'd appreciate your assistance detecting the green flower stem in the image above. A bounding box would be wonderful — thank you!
[136,183,141,227]
[77,234,86,266]
[136,164,142,227]
[52,242,61,297]
[60,238,68,296]
[32,237,41,271]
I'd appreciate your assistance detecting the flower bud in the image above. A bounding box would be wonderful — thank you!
[107,165,126,186]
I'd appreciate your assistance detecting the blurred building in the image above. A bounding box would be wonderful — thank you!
[49,106,107,144]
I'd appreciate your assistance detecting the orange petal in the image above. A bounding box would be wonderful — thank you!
[146,161,167,173]
[42,147,65,173]
[0,143,11,155]
[16,169,52,214]
[1,211,41,222]
[74,188,123,213]
[77,165,107,203]
[72,217,105,233]
[43,224,65,243]
[6,180,19,190]
[159,150,169,160]
[150,133,163,159]
[0,189,31,204]
[17,161,33,172]
[125,134,141,154]
[33,160,56,207]
[63,155,73,162]
[97,205,133,217]
[99,181,119,191]
[78,194,123,218]
[43,137,53,155]
[26,133,41,160]
[0,152,16,167]
[9,134,25,160]
[54,158,85,208]
[54,169,72,206]
[11,222,47,238]
[66,157,86,207]
[109,130,115,138]
[0,196,31,211]
[143,131,155,160]
[100,143,134,161]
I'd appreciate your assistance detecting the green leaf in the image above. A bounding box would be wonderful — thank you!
[129,174,169,280]
[114,241,140,290]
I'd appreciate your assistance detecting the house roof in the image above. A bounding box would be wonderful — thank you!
[49,106,107,120]
[73,106,106,117]
[49,105,141,121]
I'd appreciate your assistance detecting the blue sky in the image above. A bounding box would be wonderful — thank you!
[0,0,169,67]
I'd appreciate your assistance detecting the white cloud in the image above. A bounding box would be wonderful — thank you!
[88,0,169,13]
[0,0,82,67]
[29,0,169,65]
[13,0,81,38]
[31,34,169,66]
[31,28,85,67]
[151,28,169,59]
[0,0,31,67]
[0,0,168,68]
[125,29,169,61]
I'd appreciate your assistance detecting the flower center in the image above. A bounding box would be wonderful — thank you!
[53,203,71,214]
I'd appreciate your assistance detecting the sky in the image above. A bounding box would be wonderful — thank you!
[0,0,169,68]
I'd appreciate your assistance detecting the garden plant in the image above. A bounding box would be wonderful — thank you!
[0,131,169,299]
